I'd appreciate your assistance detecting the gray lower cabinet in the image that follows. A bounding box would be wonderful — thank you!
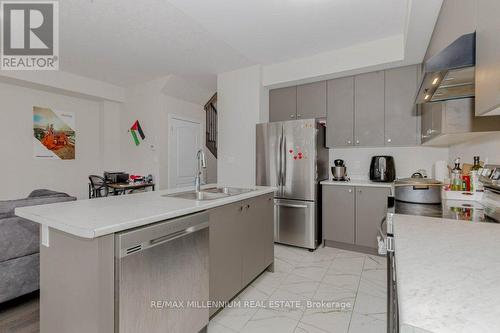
[270,86,297,122]
[355,187,390,248]
[475,0,500,116]
[385,65,419,146]
[322,185,355,244]
[209,194,274,316]
[323,185,389,252]
[326,76,355,147]
[297,81,327,120]
[209,201,244,314]
[241,194,274,286]
[354,71,385,146]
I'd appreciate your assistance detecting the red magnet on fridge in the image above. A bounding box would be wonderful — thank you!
[289,149,293,154]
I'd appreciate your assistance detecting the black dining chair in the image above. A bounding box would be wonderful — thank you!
[88,175,109,199]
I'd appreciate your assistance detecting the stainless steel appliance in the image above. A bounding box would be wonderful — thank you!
[370,156,396,182]
[382,166,500,333]
[115,212,209,333]
[394,172,443,204]
[331,159,348,181]
[415,32,475,104]
[256,119,328,250]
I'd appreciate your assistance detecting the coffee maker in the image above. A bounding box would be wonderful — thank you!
[331,159,349,181]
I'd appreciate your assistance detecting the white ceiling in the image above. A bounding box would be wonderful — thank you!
[166,0,408,64]
[57,0,437,87]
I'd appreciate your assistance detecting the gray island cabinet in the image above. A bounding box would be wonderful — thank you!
[14,187,275,333]
[209,193,274,316]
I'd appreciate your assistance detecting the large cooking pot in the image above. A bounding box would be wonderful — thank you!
[394,172,443,204]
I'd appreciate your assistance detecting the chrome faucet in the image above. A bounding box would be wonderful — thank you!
[195,149,207,193]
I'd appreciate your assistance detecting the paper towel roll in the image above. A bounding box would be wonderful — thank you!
[434,160,448,182]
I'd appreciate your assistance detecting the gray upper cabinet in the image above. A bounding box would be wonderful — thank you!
[354,71,385,146]
[269,86,297,122]
[326,77,355,147]
[385,65,419,146]
[322,185,355,244]
[475,0,500,116]
[297,81,327,120]
[355,187,390,249]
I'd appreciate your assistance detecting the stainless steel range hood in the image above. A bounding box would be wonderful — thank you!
[415,32,475,104]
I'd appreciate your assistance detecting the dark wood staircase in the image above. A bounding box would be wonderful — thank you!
[204,93,217,158]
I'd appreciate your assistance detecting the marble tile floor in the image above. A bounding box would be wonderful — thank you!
[208,244,387,333]
[0,245,386,333]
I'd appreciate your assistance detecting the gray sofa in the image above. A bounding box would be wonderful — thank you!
[0,189,76,303]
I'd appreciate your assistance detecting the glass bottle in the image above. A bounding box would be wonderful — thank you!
[471,156,481,171]
[451,158,462,191]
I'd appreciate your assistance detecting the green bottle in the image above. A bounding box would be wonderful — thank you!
[451,158,462,191]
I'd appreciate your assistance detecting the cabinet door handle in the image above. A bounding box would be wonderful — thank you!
[348,189,352,193]
[290,114,295,118]
[355,140,360,144]
[246,204,250,209]
[346,140,352,144]
[387,138,392,143]
[297,114,302,118]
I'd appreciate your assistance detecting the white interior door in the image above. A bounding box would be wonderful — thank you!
[169,117,202,188]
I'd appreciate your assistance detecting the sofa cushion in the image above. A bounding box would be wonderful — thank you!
[28,189,70,198]
[0,253,39,303]
[0,193,76,219]
[0,217,39,262]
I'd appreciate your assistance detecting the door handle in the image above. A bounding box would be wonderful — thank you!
[282,135,287,187]
[149,222,209,246]
[276,203,308,209]
[278,128,283,189]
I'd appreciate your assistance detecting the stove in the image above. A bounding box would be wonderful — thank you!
[391,199,498,223]
[385,166,500,333]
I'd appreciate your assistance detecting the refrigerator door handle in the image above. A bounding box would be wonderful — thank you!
[278,127,283,191]
[282,135,287,187]
[275,203,308,209]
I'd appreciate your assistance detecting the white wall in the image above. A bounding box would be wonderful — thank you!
[120,77,216,190]
[217,65,263,187]
[329,146,449,180]
[0,81,119,200]
[449,133,500,165]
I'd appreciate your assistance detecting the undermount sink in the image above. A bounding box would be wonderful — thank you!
[164,187,254,201]
[203,187,253,196]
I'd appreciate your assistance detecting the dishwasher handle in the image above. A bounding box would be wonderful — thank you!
[116,211,209,258]
[149,222,208,246]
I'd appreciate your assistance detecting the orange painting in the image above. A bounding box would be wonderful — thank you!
[33,107,75,160]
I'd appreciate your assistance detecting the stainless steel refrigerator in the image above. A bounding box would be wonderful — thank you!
[256,119,328,250]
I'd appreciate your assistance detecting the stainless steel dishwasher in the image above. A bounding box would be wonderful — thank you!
[115,211,209,333]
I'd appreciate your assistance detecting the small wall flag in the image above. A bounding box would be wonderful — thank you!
[130,120,145,146]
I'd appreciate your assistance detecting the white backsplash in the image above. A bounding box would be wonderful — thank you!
[329,146,450,180]
[449,133,500,165]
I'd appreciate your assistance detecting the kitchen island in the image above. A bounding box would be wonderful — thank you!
[15,185,276,333]
[392,214,500,333]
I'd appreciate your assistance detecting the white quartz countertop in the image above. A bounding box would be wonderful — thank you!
[321,179,393,188]
[15,185,275,239]
[393,214,500,333]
